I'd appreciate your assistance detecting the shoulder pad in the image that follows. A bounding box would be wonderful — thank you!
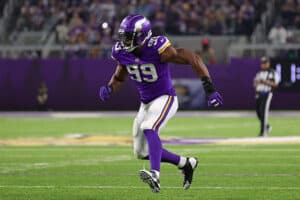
[147,36,172,54]
[111,42,123,61]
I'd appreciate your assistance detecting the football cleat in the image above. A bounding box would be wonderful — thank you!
[179,157,198,190]
[139,169,160,193]
[261,125,272,137]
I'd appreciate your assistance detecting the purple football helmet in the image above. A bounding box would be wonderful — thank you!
[118,14,152,52]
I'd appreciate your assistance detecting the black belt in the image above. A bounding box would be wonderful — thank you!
[256,91,271,95]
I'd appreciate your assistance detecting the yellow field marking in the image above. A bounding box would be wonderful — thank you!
[215,137,300,145]
[0,136,133,146]
[1,136,300,146]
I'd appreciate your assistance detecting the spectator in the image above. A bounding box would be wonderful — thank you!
[89,0,101,16]
[86,14,100,45]
[294,0,300,29]
[30,5,45,30]
[136,0,154,18]
[197,39,216,65]
[280,0,296,27]
[239,0,255,38]
[116,0,132,21]
[56,19,69,44]
[99,0,116,23]
[268,22,290,44]
[9,0,272,59]
[37,81,48,111]
[99,25,113,58]
[69,11,84,31]
[152,10,166,35]
[165,4,181,34]
[15,0,263,37]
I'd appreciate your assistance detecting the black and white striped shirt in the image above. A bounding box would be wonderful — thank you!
[254,69,280,92]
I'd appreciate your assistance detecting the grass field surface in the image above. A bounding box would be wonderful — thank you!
[0,114,300,199]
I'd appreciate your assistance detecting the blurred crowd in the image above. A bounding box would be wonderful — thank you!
[12,0,266,58]
[277,0,300,29]
[267,0,300,45]
[0,1,5,17]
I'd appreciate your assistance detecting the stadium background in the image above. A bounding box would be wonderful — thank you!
[1,1,300,200]
[1,0,300,111]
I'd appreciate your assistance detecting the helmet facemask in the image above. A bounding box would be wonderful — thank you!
[118,29,152,52]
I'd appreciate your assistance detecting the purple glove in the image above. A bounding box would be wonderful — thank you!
[208,92,223,107]
[99,86,112,101]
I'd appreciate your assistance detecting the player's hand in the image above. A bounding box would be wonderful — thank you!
[99,85,112,101]
[207,91,223,107]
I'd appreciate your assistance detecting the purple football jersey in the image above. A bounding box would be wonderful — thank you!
[111,36,176,103]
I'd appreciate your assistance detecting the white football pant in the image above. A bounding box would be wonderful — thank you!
[133,95,178,159]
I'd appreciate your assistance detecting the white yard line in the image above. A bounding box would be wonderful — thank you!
[0,155,132,174]
[0,161,298,175]
[2,155,300,159]
[1,146,300,152]
[0,185,300,190]
[0,172,299,177]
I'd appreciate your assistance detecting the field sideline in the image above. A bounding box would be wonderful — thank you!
[1,111,300,118]
[0,111,300,199]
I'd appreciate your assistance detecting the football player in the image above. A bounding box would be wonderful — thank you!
[99,14,223,193]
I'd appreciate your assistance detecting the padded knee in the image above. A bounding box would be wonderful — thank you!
[140,121,153,132]
[134,148,148,159]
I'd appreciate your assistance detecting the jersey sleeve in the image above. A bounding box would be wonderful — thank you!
[111,42,121,61]
[149,36,172,55]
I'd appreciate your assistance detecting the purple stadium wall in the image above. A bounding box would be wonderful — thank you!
[0,58,299,110]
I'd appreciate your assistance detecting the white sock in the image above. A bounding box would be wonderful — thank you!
[152,170,160,178]
[188,157,198,169]
[178,157,187,168]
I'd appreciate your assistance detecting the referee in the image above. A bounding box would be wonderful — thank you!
[253,57,280,137]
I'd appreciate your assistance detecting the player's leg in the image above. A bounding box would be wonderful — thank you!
[256,94,265,136]
[140,95,181,175]
[141,95,198,190]
[132,103,148,159]
[259,94,269,136]
[133,100,186,173]
[134,96,183,167]
[151,96,185,167]
[133,103,161,193]
[255,94,262,121]
[138,95,177,192]
[153,96,198,190]
[263,93,273,136]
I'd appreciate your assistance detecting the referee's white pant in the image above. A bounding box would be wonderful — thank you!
[133,95,178,159]
[255,92,273,136]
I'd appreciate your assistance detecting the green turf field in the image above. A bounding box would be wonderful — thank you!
[0,116,300,199]
[0,116,299,139]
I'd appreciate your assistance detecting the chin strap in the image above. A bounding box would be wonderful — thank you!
[126,30,152,52]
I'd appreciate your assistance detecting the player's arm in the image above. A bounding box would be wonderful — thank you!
[161,46,223,107]
[161,47,210,79]
[108,64,128,92]
[99,64,128,101]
